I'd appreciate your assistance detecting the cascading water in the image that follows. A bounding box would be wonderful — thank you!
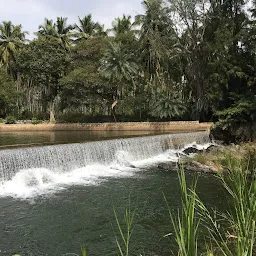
[0,131,210,198]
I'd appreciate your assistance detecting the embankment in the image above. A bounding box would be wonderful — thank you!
[0,121,212,132]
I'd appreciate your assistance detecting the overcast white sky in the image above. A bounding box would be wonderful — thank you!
[0,0,143,38]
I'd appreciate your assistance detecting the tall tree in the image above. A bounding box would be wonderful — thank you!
[135,0,171,81]
[37,17,73,50]
[111,15,134,36]
[37,18,56,37]
[167,0,210,119]
[60,37,111,115]
[0,67,17,116]
[74,14,99,40]
[99,42,139,120]
[16,38,70,123]
[55,17,74,50]
[95,24,108,38]
[0,21,28,76]
[135,0,179,114]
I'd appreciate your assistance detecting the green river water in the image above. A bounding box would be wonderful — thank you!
[0,131,225,256]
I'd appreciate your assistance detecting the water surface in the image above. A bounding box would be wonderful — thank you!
[0,131,223,255]
[0,169,225,256]
[0,130,176,149]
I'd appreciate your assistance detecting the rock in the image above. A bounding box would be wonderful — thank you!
[182,147,202,155]
[156,160,216,174]
[183,145,218,155]
[205,145,217,153]
[184,161,216,174]
[157,162,178,171]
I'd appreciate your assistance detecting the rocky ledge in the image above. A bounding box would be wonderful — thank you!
[156,161,217,174]
[156,144,218,174]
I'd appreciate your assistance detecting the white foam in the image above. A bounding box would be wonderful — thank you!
[0,135,213,199]
[0,163,137,199]
[0,152,174,199]
[183,142,213,151]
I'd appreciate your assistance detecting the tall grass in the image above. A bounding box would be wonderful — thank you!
[80,247,87,256]
[165,151,256,256]
[164,168,200,256]
[113,197,136,256]
[197,152,256,255]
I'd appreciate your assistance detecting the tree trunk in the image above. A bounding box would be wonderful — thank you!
[16,72,21,115]
[112,108,117,122]
[49,101,56,124]
[111,100,118,123]
[111,87,119,123]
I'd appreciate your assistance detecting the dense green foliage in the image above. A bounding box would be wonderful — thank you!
[0,67,17,116]
[0,0,256,135]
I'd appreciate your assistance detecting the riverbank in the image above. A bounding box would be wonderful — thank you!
[0,121,212,132]
[154,142,256,174]
[177,142,256,174]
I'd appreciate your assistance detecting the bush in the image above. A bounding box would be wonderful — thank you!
[31,118,43,125]
[212,95,256,143]
[19,110,33,120]
[0,118,4,123]
[5,116,16,124]
[57,112,87,123]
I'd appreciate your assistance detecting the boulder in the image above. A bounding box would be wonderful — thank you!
[184,161,216,174]
[157,162,178,171]
[156,161,216,174]
[182,147,202,155]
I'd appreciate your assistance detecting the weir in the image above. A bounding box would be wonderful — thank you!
[0,131,209,182]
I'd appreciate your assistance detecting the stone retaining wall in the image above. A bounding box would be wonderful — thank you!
[0,122,213,132]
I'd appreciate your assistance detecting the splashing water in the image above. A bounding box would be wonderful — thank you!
[0,131,210,198]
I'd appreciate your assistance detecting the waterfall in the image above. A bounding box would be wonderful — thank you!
[0,131,209,181]
[0,131,210,198]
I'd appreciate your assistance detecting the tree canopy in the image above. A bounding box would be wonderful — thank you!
[0,0,256,140]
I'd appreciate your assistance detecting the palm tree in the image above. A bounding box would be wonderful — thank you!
[55,17,74,50]
[37,17,74,50]
[95,24,108,38]
[99,42,138,84]
[37,18,56,37]
[135,0,166,39]
[99,42,139,121]
[111,15,134,36]
[135,0,172,90]
[135,0,169,61]
[74,14,99,40]
[151,91,187,119]
[0,21,28,75]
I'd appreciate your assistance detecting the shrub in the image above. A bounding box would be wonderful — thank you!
[19,110,33,120]
[31,118,43,125]
[212,95,256,143]
[0,118,4,123]
[5,116,16,124]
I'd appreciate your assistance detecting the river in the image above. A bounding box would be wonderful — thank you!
[0,131,225,255]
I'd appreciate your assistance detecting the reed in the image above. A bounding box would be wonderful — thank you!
[165,151,256,256]
[113,196,136,256]
[164,168,200,256]
[197,152,256,255]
